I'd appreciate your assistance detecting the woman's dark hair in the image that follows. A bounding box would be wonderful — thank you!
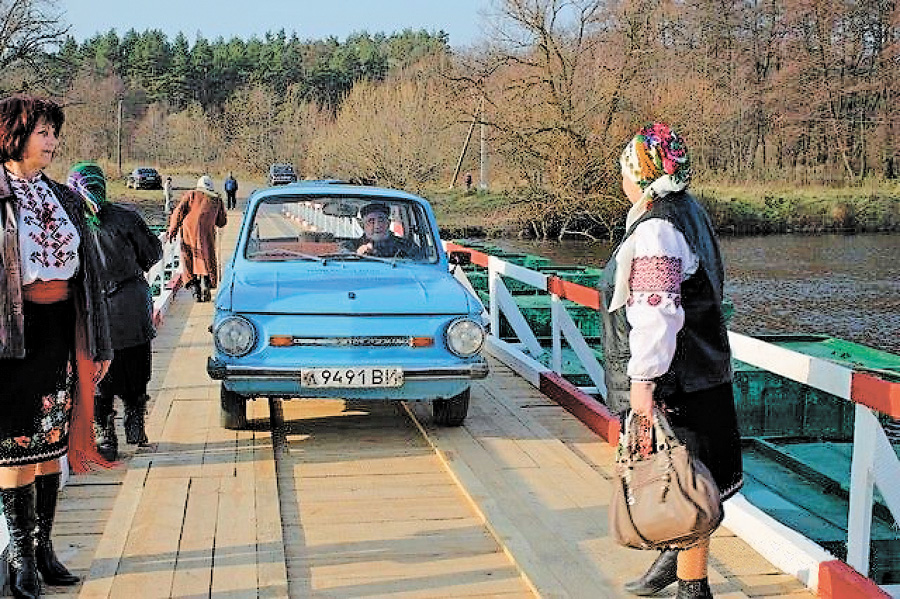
[0,94,65,163]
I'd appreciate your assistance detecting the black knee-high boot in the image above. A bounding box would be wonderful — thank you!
[1,483,41,598]
[33,473,79,586]
[94,392,118,461]
[123,394,149,446]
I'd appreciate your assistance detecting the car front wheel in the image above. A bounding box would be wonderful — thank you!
[220,385,248,429]
[433,388,469,426]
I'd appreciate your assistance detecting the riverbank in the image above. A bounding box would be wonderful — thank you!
[428,181,900,239]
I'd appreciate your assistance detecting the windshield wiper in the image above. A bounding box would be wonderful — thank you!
[248,248,324,262]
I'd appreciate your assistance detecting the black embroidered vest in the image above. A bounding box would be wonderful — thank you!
[600,192,732,413]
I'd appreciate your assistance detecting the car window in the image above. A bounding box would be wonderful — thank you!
[244,196,438,263]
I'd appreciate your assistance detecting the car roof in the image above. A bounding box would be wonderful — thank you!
[248,183,429,207]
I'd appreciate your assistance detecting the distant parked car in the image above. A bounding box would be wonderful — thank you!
[126,167,163,189]
[267,163,297,186]
[207,183,488,430]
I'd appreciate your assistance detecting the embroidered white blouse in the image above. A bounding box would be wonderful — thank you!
[625,219,698,383]
[9,172,81,285]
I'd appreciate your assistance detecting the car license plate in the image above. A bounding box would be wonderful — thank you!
[300,367,404,388]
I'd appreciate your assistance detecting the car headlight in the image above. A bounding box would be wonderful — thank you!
[445,318,486,357]
[214,316,257,357]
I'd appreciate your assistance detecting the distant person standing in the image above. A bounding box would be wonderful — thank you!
[67,162,162,457]
[224,172,238,210]
[464,171,473,192]
[163,176,174,216]
[166,176,227,302]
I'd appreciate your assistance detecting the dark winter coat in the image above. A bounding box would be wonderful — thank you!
[92,203,163,350]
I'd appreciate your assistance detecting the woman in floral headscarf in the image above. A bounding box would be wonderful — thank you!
[601,124,742,599]
[68,162,162,459]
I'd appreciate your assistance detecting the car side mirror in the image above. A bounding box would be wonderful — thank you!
[448,251,471,266]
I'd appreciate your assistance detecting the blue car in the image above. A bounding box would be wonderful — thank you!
[207,183,488,428]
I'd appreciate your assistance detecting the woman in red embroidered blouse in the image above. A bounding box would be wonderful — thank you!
[0,94,113,598]
[604,124,741,599]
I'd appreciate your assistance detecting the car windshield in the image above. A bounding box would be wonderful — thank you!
[272,165,293,174]
[244,195,439,264]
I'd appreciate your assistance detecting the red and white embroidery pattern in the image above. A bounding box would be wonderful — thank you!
[629,256,682,293]
[627,255,682,309]
[9,175,80,285]
[12,177,77,269]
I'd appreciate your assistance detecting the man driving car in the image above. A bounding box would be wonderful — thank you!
[351,202,420,258]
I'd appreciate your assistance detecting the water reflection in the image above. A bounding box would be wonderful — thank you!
[482,233,900,355]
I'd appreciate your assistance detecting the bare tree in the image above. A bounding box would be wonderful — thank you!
[308,61,460,192]
[0,0,67,77]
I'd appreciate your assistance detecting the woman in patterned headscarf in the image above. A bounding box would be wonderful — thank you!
[0,95,113,598]
[68,162,162,460]
[601,124,742,599]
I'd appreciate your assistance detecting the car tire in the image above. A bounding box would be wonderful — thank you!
[433,388,469,426]
[220,385,248,430]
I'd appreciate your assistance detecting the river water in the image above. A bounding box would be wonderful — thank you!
[482,233,900,355]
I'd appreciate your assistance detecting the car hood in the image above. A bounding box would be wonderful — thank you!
[226,263,475,315]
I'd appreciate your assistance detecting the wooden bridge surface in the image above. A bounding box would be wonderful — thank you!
[43,202,817,598]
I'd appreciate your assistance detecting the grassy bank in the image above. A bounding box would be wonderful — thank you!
[426,181,900,238]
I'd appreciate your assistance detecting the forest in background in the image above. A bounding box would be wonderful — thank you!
[2,0,898,238]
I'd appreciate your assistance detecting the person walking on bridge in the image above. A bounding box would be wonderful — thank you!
[224,172,238,210]
[68,162,162,458]
[601,123,742,599]
[166,175,226,302]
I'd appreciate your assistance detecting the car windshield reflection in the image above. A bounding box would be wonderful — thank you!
[244,196,439,263]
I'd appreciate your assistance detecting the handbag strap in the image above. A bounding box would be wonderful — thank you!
[619,408,680,466]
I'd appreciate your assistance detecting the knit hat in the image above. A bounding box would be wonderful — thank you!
[67,161,107,231]
[196,175,219,197]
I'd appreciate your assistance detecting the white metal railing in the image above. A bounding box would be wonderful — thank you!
[446,241,900,594]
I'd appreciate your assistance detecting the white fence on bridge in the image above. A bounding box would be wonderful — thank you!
[445,241,900,598]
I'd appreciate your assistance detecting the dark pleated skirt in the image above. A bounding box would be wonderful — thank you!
[98,341,152,400]
[0,299,75,466]
[664,382,744,500]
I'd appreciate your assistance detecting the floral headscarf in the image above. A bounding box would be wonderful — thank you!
[66,161,107,231]
[620,123,691,230]
[609,123,692,313]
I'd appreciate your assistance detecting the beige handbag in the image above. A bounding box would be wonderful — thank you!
[609,408,723,550]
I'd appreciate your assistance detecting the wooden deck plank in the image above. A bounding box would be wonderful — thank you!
[211,469,259,597]
[170,477,219,598]
[108,477,189,599]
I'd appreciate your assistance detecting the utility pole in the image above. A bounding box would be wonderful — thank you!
[116,99,123,177]
[450,115,477,190]
[479,94,488,191]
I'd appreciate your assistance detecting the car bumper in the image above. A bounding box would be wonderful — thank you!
[207,356,489,381]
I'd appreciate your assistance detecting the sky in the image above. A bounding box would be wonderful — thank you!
[57,0,493,48]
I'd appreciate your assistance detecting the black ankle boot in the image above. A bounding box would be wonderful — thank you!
[34,473,79,586]
[124,395,149,445]
[95,410,119,461]
[1,483,41,598]
[624,549,678,595]
[200,276,211,302]
[676,577,713,599]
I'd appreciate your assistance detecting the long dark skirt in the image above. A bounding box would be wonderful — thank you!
[0,300,75,466]
[664,382,744,500]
